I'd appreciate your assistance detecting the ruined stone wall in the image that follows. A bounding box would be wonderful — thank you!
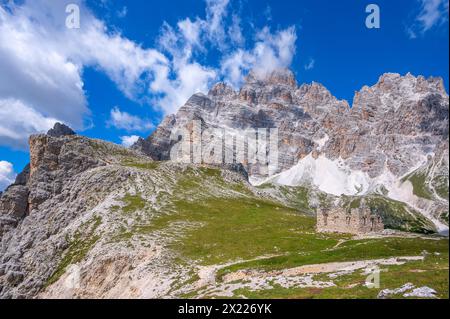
[353,208,384,233]
[317,207,384,234]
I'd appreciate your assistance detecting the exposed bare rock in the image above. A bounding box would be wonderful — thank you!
[0,131,146,298]
[0,185,29,239]
[46,123,76,138]
[135,69,448,182]
[13,164,30,186]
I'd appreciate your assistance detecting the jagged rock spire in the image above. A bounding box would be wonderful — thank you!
[245,68,297,88]
[46,123,76,138]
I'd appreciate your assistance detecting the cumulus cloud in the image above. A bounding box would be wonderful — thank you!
[407,0,449,38]
[0,0,167,148]
[221,26,297,86]
[120,135,140,147]
[0,0,298,149]
[108,107,153,132]
[0,99,58,149]
[151,0,230,113]
[0,160,16,191]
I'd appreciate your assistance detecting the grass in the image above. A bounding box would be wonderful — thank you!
[103,162,448,299]
[121,193,146,214]
[349,197,361,209]
[278,186,312,214]
[152,191,448,299]
[432,175,449,200]
[340,195,436,234]
[230,252,449,299]
[216,237,448,280]
[135,197,342,265]
[88,139,136,158]
[366,196,436,234]
[122,160,160,170]
[403,172,434,200]
[372,197,435,233]
[45,216,102,287]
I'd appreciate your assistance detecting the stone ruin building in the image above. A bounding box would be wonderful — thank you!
[317,200,384,235]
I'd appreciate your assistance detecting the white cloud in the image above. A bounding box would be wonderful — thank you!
[205,0,230,47]
[304,58,315,70]
[0,0,167,148]
[417,0,448,31]
[120,135,140,147]
[221,26,297,87]
[408,0,449,38]
[0,99,58,149]
[108,107,153,132]
[406,27,418,39]
[0,0,299,150]
[228,14,245,46]
[152,0,234,113]
[178,18,203,48]
[153,0,295,108]
[150,63,217,114]
[220,49,251,87]
[0,160,16,191]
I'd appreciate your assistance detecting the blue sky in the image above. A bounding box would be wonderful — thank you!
[0,0,449,189]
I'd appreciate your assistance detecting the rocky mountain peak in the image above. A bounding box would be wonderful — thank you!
[367,72,447,97]
[297,82,335,103]
[135,68,448,187]
[208,82,237,98]
[245,68,297,88]
[46,123,76,138]
[352,72,449,120]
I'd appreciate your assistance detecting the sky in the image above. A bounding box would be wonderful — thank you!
[0,0,449,190]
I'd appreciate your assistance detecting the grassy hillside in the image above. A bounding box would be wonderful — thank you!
[110,161,448,298]
[43,158,448,299]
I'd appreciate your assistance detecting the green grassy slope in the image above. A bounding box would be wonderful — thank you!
[109,161,449,298]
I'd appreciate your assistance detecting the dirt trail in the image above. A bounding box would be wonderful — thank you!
[191,255,424,298]
[224,256,424,281]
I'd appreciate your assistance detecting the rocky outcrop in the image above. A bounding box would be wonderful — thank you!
[0,122,147,298]
[13,164,30,186]
[27,134,103,210]
[0,123,81,242]
[0,185,29,238]
[46,123,76,138]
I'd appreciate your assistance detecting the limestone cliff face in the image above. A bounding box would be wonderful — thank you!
[0,124,145,298]
[134,69,449,180]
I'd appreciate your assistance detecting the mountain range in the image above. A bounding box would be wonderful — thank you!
[0,69,448,299]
